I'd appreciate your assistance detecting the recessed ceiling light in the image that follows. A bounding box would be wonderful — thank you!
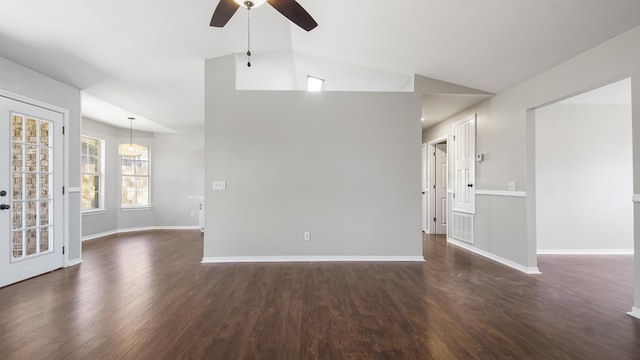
[307,76,324,92]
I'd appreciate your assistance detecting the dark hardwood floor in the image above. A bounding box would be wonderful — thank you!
[1,230,639,359]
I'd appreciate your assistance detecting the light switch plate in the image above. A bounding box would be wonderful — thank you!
[213,181,226,191]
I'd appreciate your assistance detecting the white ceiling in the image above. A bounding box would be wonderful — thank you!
[421,94,491,129]
[1,0,639,133]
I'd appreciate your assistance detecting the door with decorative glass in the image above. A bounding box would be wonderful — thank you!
[0,96,64,288]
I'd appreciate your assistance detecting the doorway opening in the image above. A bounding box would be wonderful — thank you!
[426,137,448,235]
[533,78,633,257]
[530,77,634,317]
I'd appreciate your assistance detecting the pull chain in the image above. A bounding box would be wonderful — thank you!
[246,6,251,67]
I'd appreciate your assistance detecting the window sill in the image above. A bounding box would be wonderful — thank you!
[82,209,107,216]
[120,206,153,212]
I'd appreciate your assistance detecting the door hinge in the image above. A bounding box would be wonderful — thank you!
[62,126,65,135]
[62,186,65,195]
[433,185,436,189]
[433,152,436,156]
[433,217,436,222]
[453,135,456,141]
[453,193,456,199]
[62,246,65,255]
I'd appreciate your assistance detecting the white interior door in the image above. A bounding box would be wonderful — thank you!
[453,115,476,213]
[0,96,64,288]
[434,142,448,234]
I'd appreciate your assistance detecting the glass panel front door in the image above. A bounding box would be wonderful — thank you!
[0,95,64,288]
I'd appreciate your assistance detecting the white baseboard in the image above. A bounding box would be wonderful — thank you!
[447,238,541,274]
[82,226,200,242]
[628,307,640,320]
[153,226,200,230]
[537,249,634,255]
[82,230,119,241]
[201,256,426,264]
[66,258,83,267]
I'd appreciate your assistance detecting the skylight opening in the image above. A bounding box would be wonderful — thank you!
[307,76,324,92]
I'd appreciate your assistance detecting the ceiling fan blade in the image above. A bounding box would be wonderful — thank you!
[266,0,318,31]
[210,0,240,27]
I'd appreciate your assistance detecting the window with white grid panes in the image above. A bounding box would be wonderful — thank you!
[11,114,54,260]
[121,146,150,207]
[81,136,103,210]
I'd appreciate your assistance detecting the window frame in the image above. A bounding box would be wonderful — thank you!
[80,135,105,213]
[120,145,151,209]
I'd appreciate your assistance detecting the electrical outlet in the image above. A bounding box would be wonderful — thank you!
[304,232,310,241]
[508,182,516,191]
[190,211,195,217]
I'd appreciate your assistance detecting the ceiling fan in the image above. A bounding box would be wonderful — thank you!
[210,0,318,32]
[210,0,317,67]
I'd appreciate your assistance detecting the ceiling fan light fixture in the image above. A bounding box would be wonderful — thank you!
[235,0,266,8]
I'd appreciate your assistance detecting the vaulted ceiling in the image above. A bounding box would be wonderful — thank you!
[1,0,639,132]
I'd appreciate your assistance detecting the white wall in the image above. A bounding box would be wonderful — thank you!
[536,103,633,252]
[81,119,204,237]
[235,50,412,92]
[422,24,640,312]
[291,52,411,92]
[0,56,82,262]
[235,50,297,90]
[153,130,204,227]
[204,55,423,260]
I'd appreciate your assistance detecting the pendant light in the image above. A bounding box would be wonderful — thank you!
[118,117,144,157]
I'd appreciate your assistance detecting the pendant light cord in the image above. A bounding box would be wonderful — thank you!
[128,117,134,144]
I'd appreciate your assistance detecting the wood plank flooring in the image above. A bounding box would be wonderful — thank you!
[0,230,639,359]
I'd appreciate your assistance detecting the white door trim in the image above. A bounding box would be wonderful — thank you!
[427,136,449,234]
[0,90,70,268]
[421,143,428,233]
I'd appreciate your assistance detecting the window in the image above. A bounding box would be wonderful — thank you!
[307,75,324,92]
[81,136,104,210]
[121,146,150,207]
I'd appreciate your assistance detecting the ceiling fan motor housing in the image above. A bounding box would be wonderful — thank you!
[236,0,266,8]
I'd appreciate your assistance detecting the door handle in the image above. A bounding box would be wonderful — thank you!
[0,204,10,210]
[467,184,473,188]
